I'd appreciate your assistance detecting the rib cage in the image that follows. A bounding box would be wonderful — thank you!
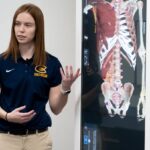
[99,0,138,76]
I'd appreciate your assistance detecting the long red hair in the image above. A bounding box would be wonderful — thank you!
[3,3,46,65]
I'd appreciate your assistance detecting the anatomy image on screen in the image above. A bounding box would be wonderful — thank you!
[84,0,146,120]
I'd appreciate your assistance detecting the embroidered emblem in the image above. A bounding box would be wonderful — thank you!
[34,65,48,78]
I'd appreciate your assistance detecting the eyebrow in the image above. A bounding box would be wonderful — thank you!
[15,20,35,24]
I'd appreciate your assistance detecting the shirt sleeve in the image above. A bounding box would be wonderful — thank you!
[0,55,3,86]
[49,58,62,87]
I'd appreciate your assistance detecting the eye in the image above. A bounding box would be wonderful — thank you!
[14,21,21,26]
[25,23,32,27]
[25,23,34,27]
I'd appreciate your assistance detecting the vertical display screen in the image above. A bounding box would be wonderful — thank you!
[81,0,146,150]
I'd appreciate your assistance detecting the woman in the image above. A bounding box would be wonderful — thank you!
[0,3,80,150]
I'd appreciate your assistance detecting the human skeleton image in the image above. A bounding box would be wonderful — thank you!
[84,0,146,120]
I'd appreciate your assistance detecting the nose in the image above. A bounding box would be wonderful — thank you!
[19,24,25,32]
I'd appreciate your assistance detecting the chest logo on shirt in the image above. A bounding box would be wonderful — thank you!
[6,68,15,73]
[34,65,48,78]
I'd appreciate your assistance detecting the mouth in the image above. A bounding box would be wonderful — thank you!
[17,35,26,39]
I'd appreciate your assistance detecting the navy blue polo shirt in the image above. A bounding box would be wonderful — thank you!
[0,53,62,131]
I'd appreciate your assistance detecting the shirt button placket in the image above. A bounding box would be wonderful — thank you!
[25,63,28,73]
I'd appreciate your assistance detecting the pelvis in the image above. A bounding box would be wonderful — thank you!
[101,81,134,118]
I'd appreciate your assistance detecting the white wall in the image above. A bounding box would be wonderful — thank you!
[0,1,77,150]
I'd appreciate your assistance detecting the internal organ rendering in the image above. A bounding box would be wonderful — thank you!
[97,0,146,119]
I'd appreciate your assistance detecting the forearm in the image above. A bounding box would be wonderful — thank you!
[49,66,80,115]
[0,107,7,120]
[49,91,69,115]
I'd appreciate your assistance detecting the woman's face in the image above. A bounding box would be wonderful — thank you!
[14,12,36,45]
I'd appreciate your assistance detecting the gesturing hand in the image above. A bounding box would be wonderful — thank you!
[7,106,36,124]
[60,66,80,91]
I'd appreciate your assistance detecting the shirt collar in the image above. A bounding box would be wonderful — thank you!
[17,54,33,64]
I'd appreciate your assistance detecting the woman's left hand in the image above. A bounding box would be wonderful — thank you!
[60,66,80,91]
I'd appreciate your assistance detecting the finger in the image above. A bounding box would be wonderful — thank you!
[19,112,36,123]
[15,105,26,112]
[20,110,36,117]
[65,66,69,77]
[73,68,81,80]
[21,112,36,120]
[69,66,73,78]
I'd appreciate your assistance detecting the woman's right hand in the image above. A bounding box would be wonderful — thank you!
[7,106,36,124]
